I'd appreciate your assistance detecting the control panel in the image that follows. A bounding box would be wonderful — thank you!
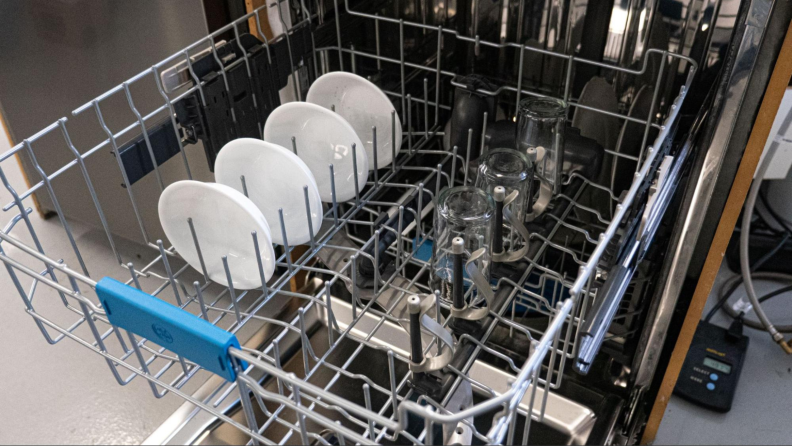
[673,321,748,412]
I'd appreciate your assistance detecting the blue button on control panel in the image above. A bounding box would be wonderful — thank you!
[706,383,715,391]
[710,373,718,381]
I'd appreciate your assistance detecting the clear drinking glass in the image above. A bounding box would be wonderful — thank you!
[475,148,533,258]
[431,186,494,304]
[474,148,533,222]
[515,97,568,195]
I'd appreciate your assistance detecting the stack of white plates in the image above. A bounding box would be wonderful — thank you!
[157,72,400,289]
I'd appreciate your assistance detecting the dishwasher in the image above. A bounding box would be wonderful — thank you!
[1,0,788,444]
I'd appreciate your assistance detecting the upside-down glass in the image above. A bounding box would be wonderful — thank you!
[431,186,494,305]
[474,148,533,258]
[516,98,568,196]
[474,148,533,220]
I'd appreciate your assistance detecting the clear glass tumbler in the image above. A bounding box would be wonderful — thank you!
[475,148,533,259]
[431,186,494,305]
[515,97,568,195]
[474,148,533,221]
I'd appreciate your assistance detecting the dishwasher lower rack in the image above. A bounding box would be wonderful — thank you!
[0,2,697,445]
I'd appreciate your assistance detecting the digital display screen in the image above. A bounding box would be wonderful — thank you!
[703,357,732,374]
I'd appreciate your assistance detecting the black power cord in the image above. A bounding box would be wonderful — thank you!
[704,188,792,326]
[703,233,788,324]
[705,276,792,325]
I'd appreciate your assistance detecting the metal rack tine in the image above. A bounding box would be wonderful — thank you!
[351,143,360,205]
[240,175,249,198]
[231,21,264,139]
[521,366,539,444]
[293,385,311,445]
[373,230,380,295]
[323,285,337,344]
[298,308,317,376]
[68,272,128,384]
[291,136,298,156]
[424,406,435,445]
[303,186,316,250]
[480,111,488,156]
[329,164,339,226]
[157,240,182,306]
[187,218,210,283]
[177,352,191,376]
[208,38,237,125]
[416,183,425,241]
[434,289,442,355]
[252,9,273,65]
[398,19,406,118]
[273,339,285,395]
[251,230,270,298]
[506,380,519,445]
[304,1,320,81]
[406,94,413,153]
[350,44,357,74]
[374,13,382,71]
[194,281,209,320]
[372,126,379,185]
[182,50,206,106]
[127,262,143,290]
[423,78,429,139]
[391,110,397,173]
[235,371,261,446]
[451,146,458,185]
[465,128,473,184]
[516,44,526,112]
[278,209,293,272]
[396,206,405,273]
[435,27,442,127]
[350,254,359,320]
[150,65,193,180]
[387,349,399,420]
[363,383,376,439]
[122,81,164,191]
[221,256,243,325]
[435,164,443,199]
[128,331,167,398]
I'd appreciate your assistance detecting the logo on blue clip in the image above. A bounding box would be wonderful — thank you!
[151,323,174,344]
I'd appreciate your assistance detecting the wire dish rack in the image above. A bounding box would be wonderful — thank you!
[0,1,697,444]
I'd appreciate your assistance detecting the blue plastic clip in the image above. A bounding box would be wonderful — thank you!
[96,277,243,382]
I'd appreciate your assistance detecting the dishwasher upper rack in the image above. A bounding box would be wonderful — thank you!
[0,1,697,445]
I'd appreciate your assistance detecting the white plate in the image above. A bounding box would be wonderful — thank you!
[215,138,323,246]
[307,72,402,169]
[264,102,368,203]
[158,180,276,290]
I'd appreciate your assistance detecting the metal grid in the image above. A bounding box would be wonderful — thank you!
[0,1,697,444]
